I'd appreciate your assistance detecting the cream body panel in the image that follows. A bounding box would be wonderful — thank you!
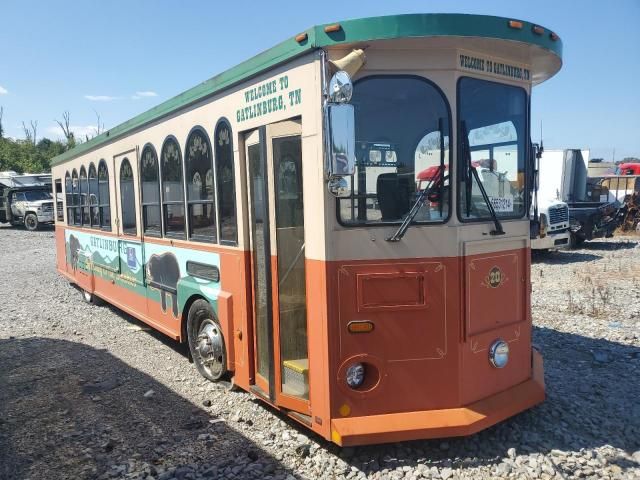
[324,41,535,262]
[52,53,326,261]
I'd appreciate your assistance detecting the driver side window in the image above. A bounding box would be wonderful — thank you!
[337,75,451,226]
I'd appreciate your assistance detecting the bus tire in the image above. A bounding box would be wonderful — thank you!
[187,299,227,382]
[82,289,103,305]
[24,213,39,231]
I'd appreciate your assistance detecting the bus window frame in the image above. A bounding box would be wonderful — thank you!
[71,168,80,225]
[97,159,112,231]
[184,126,217,244]
[456,76,530,224]
[79,166,90,226]
[160,135,187,240]
[214,117,239,246]
[88,163,100,229]
[119,157,138,236]
[139,143,163,238]
[54,178,64,222]
[335,74,453,228]
[65,171,72,225]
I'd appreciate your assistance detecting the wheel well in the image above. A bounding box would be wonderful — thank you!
[180,294,208,343]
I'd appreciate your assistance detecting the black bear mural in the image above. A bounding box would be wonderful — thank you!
[68,234,81,271]
[146,252,180,317]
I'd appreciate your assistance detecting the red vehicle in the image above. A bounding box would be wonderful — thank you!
[617,163,640,176]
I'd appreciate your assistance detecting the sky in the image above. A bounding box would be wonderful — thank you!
[0,0,638,160]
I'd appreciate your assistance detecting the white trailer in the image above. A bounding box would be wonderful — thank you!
[531,150,571,250]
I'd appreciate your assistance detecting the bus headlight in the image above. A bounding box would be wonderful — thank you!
[489,339,509,368]
[345,362,365,388]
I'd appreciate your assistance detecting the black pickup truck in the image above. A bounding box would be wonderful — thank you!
[567,200,618,247]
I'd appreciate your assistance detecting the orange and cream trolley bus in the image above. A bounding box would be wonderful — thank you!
[51,14,562,446]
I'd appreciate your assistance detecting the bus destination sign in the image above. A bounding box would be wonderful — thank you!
[236,75,302,123]
[459,52,531,82]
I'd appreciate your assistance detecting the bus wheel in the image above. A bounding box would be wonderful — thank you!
[187,299,227,381]
[24,213,39,231]
[81,289,104,305]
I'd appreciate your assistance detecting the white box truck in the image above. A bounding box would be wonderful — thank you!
[531,150,570,251]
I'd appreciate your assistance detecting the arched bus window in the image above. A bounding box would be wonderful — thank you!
[98,160,111,230]
[457,77,527,221]
[79,166,89,226]
[140,144,161,236]
[214,119,237,245]
[71,169,80,225]
[161,136,186,238]
[185,127,216,242]
[340,75,451,225]
[120,158,137,235]
[88,163,99,228]
[65,172,72,225]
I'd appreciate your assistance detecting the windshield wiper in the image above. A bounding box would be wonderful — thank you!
[469,166,505,235]
[386,174,445,242]
[461,121,505,236]
[387,120,447,242]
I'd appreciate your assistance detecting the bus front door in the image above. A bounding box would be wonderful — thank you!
[244,119,310,415]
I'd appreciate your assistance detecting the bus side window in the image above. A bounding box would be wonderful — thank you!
[160,137,186,239]
[65,172,72,225]
[98,159,112,231]
[79,166,89,226]
[71,169,80,225]
[120,158,137,235]
[214,119,237,245]
[54,178,63,222]
[140,145,162,236]
[185,127,216,242]
[88,163,99,228]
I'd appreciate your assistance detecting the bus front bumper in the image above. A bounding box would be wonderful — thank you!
[330,350,545,446]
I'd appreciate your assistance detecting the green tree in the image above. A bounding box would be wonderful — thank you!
[0,136,66,173]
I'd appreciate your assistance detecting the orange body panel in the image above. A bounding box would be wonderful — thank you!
[323,247,537,443]
[331,350,544,446]
[57,223,540,445]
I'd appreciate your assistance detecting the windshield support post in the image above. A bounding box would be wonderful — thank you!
[461,121,472,217]
[438,117,445,217]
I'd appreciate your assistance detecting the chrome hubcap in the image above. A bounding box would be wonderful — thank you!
[83,290,92,302]
[195,319,224,378]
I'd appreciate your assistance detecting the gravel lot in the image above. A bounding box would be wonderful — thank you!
[0,225,639,480]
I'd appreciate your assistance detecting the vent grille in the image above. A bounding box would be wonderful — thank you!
[548,205,568,225]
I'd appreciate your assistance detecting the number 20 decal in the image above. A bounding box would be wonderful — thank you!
[488,266,503,288]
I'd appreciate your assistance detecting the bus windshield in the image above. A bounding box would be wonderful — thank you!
[24,190,53,202]
[338,76,451,225]
[457,77,528,221]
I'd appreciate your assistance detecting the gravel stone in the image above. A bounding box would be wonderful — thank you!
[1,227,639,480]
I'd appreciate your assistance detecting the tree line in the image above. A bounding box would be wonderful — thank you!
[0,108,97,174]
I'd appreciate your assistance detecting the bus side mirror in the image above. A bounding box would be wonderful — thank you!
[326,103,356,178]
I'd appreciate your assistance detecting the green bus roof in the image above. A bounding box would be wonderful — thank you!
[51,13,562,167]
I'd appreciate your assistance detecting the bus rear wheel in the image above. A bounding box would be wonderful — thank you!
[82,289,103,305]
[187,299,227,382]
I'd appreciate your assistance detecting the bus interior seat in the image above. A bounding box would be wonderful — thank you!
[377,173,411,220]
